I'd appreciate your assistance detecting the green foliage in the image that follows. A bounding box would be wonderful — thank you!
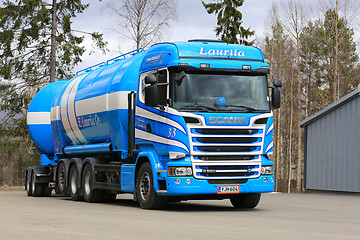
[264,4,360,192]
[0,120,40,186]
[0,0,107,186]
[0,0,107,118]
[202,0,254,45]
[301,9,359,107]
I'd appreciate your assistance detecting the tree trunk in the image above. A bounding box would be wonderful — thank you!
[50,0,57,83]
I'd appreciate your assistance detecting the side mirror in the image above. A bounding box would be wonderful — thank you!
[145,84,158,107]
[273,78,282,88]
[145,73,157,84]
[174,71,186,86]
[272,87,281,109]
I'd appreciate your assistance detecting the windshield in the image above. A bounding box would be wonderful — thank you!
[171,72,270,112]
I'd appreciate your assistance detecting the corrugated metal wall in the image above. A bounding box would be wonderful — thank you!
[303,95,360,192]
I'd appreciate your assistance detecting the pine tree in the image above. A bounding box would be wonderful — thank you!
[202,0,254,45]
[0,0,107,120]
[303,9,359,106]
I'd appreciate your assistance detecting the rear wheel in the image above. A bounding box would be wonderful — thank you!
[56,161,67,195]
[230,193,261,209]
[25,168,32,196]
[69,166,82,201]
[136,162,166,209]
[42,183,52,197]
[31,171,44,197]
[82,164,104,203]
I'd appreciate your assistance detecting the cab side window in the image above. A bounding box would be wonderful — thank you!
[156,70,168,106]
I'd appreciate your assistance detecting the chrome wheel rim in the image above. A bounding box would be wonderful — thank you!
[26,172,30,192]
[70,170,77,194]
[31,172,35,193]
[140,172,150,201]
[59,165,66,188]
[84,171,91,196]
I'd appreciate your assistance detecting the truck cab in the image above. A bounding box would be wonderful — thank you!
[134,40,281,208]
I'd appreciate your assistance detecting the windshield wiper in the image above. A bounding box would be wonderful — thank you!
[178,103,218,111]
[225,105,263,112]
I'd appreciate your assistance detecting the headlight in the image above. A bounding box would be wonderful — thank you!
[168,167,193,176]
[261,166,274,175]
[169,151,186,160]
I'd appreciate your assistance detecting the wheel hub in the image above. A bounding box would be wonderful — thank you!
[84,171,91,196]
[70,170,77,194]
[140,172,150,201]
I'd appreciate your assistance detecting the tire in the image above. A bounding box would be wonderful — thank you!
[69,166,83,201]
[56,161,67,195]
[42,183,52,197]
[230,193,261,209]
[31,171,44,197]
[25,168,32,196]
[82,164,104,203]
[136,162,167,209]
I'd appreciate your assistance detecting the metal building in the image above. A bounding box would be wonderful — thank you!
[300,87,360,193]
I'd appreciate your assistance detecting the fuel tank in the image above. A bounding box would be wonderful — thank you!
[27,80,68,155]
[52,52,145,155]
[27,51,145,157]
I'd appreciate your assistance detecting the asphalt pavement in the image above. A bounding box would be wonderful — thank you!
[0,190,359,240]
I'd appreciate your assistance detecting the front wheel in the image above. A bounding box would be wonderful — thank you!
[230,193,261,209]
[136,162,166,209]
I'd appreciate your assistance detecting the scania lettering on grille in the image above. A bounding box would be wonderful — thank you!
[209,116,246,124]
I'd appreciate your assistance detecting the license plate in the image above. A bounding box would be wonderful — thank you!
[217,185,240,194]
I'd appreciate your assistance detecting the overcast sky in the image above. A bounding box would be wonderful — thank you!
[71,0,280,72]
[72,0,358,72]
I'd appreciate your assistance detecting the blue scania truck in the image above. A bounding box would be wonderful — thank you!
[25,40,281,209]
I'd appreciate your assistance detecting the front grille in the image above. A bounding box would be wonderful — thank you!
[193,137,258,143]
[196,155,256,161]
[192,128,260,135]
[195,146,261,152]
[192,161,261,179]
[189,125,264,179]
[207,179,248,184]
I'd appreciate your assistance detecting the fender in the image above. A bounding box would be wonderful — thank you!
[83,157,108,189]
[29,165,52,184]
[57,158,70,187]
[135,150,161,192]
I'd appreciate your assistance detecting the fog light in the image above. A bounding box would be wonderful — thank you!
[271,177,274,182]
[175,178,181,184]
[186,178,191,184]
[263,177,268,183]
